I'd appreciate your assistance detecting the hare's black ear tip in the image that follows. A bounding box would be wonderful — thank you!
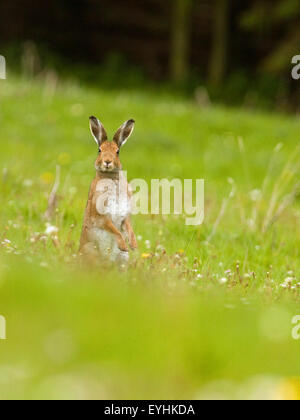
[128,119,135,124]
[89,116,97,121]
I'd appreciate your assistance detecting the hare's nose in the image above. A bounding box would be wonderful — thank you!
[105,160,112,166]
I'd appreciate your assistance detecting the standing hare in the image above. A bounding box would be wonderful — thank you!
[80,116,138,263]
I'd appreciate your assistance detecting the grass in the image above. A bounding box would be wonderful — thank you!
[0,74,300,400]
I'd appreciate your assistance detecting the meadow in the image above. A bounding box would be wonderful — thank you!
[0,74,300,399]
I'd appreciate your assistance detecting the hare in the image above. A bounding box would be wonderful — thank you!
[79,116,138,263]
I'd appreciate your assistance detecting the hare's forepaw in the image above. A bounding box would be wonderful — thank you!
[130,238,138,250]
[117,237,129,253]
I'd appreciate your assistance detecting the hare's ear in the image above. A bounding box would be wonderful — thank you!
[89,116,108,147]
[113,119,135,148]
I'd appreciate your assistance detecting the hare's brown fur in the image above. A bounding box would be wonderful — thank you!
[79,117,137,262]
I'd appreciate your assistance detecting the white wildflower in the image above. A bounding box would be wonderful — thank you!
[45,224,59,236]
[284,277,293,285]
[156,244,164,252]
[249,189,262,202]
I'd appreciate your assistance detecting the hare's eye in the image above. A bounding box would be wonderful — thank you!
[98,148,102,154]
[117,149,120,155]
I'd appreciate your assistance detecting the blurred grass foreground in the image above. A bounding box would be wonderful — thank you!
[0,74,300,400]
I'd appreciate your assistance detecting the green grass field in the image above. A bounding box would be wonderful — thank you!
[0,75,300,400]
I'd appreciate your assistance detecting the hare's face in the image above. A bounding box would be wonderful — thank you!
[89,116,135,174]
[95,141,121,173]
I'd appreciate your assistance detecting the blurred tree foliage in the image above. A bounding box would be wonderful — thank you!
[209,0,231,87]
[170,0,193,83]
[0,0,299,108]
[240,0,300,73]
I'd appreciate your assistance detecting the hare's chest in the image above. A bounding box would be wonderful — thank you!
[109,194,130,228]
[96,179,130,228]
